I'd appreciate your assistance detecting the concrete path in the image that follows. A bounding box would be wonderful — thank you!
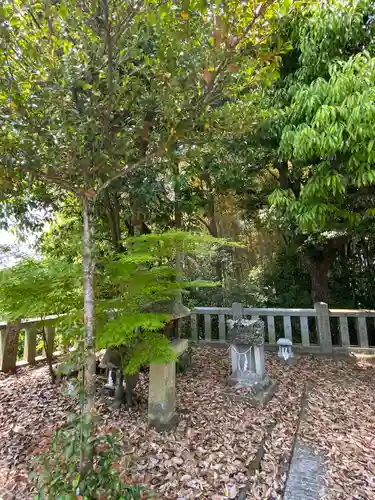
[284,440,326,500]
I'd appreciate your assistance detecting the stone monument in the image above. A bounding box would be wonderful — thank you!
[224,304,277,406]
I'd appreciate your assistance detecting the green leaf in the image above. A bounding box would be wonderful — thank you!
[60,2,69,20]
[72,474,80,489]
[65,442,74,460]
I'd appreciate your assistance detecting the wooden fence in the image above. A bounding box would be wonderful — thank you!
[191,302,375,355]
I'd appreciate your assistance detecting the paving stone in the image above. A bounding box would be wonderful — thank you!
[284,440,326,500]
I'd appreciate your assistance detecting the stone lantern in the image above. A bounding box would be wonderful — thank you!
[277,338,294,363]
[225,316,277,406]
[142,300,191,340]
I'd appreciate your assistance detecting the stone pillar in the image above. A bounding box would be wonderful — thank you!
[254,344,266,379]
[0,321,21,373]
[24,326,37,364]
[315,302,332,354]
[148,339,188,431]
[231,344,255,379]
[232,302,243,320]
[45,326,55,359]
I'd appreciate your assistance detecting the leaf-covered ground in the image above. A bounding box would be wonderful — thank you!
[0,347,374,499]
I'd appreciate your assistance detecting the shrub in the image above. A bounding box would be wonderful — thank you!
[31,413,146,499]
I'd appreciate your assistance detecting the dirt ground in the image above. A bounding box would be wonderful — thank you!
[0,346,374,499]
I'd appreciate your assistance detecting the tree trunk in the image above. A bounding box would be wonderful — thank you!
[125,373,139,406]
[307,249,329,303]
[174,161,182,230]
[42,327,56,384]
[114,369,125,408]
[83,195,96,414]
[174,162,183,337]
[205,195,223,282]
[103,188,122,251]
[277,161,289,190]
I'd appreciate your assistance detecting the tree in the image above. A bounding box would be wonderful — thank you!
[0,0,300,478]
[256,0,375,302]
[0,231,222,402]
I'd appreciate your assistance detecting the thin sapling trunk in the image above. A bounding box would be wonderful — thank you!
[83,194,96,413]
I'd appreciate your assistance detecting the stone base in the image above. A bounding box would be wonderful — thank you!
[148,413,178,432]
[223,379,277,407]
[228,373,271,391]
[278,356,297,366]
[100,385,115,397]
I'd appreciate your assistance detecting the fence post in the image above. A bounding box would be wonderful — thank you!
[45,326,55,359]
[191,313,198,342]
[24,326,37,364]
[148,339,188,431]
[0,321,21,373]
[315,302,332,354]
[232,302,243,319]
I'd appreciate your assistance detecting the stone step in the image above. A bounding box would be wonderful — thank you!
[284,441,326,500]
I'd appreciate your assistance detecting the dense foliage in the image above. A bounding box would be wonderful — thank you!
[0,231,222,371]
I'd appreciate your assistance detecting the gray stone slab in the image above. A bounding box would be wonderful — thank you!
[284,441,326,500]
[223,379,277,407]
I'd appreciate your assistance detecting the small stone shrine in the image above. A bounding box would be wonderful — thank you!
[224,303,277,406]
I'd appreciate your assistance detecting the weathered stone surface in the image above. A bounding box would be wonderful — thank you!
[148,339,188,430]
[148,361,177,430]
[98,346,122,369]
[227,318,265,345]
[315,302,333,354]
[277,337,295,364]
[229,344,267,387]
[226,313,275,405]
[45,326,55,360]
[284,441,326,500]
[224,379,277,407]
[23,327,37,364]
[0,321,21,373]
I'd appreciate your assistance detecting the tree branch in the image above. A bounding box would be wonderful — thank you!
[196,216,214,235]
[199,0,276,109]
[96,158,146,194]
[267,167,280,182]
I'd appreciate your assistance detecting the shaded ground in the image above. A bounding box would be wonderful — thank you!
[0,347,374,499]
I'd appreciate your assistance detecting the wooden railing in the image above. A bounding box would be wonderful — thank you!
[0,316,57,372]
[191,302,375,354]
